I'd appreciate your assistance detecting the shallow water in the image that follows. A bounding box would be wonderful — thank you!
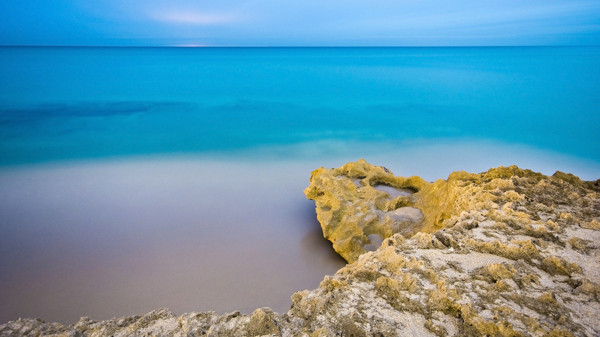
[0,159,347,324]
[373,185,413,198]
[1,143,598,324]
[1,46,599,324]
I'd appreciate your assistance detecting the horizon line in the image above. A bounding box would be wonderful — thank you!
[1,44,598,48]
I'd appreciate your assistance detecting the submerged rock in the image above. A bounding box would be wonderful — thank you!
[2,160,600,336]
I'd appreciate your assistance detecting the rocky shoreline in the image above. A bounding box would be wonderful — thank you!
[2,160,599,336]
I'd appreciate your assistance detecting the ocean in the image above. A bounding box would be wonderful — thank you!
[1,46,599,324]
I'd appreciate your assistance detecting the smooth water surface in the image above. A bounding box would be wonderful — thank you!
[1,46,599,164]
[0,159,347,324]
[0,47,599,324]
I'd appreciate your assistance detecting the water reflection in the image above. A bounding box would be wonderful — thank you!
[299,205,347,268]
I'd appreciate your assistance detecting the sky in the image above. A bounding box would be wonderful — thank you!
[1,0,599,46]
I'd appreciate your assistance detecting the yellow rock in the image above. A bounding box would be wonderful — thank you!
[304,159,455,262]
[304,159,545,263]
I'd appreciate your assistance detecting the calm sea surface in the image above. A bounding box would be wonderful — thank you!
[1,46,600,164]
[1,46,599,324]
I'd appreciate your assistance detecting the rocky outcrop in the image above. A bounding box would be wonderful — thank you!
[304,159,462,263]
[302,159,572,264]
[2,160,600,336]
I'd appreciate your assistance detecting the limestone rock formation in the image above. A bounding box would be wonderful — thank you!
[2,160,600,336]
[0,308,284,337]
[304,159,495,263]
[299,160,600,336]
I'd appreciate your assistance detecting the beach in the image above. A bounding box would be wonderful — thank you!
[2,159,599,336]
[1,46,599,326]
[1,141,599,324]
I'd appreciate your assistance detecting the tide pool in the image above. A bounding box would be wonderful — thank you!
[0,46,599,324]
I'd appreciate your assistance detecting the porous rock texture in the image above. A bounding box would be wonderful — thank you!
[2,160,600,336]
[304,159,459,263]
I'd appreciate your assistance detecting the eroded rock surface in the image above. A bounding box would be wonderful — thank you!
[2,160,600,336]
[304,159,471,263]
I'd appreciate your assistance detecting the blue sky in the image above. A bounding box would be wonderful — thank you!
[1,0,599,46]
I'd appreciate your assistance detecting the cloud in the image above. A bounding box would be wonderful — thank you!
[152,11,238,25]
[350,1,597,32]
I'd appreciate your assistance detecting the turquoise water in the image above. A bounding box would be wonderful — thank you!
[1,47,600,324]
[1,46,599,165]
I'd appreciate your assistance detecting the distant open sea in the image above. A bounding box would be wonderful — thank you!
[1,46,599,324]
[1,46,600,167]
